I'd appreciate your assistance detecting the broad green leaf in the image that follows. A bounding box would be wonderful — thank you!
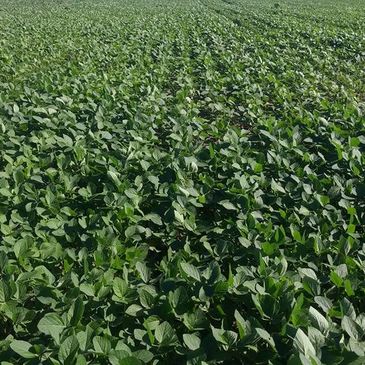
[342,316,361,340]
[107,170,121,187]
[255,328,275,349]
[0,280,11,303]
[183,334,201,350]
[136,262,150,283]
[183,310,208,331]
[59,335,79,364]
[219,200,237,210]
[70,297,85,326]
[93,336,111,354]
[10,340,37,359]
[291,293,305,326]
[154,322,178,346]
[76,355,87,365]
[211,327,237,347]
[133,349,154,363]
[308,307,329,333]
[234,310,246,339]
[108,350,131,365]
[180,262,200,281]
[113,277,128,298]
[38,313,65,343]
[125,304,143,317]
[293,329,316,357]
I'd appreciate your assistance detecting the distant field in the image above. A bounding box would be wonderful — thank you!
[0,0,364,364]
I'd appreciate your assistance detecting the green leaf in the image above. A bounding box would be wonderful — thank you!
[218,200,237,210]
[271,179,285,193]
[0,252,8,272]
[169,286,189,311]
[308,307,329,333]
[155,322,178,347]
[342,316,360,340]
[79,283,95,297]
[76,355,87,365]
[107,170,121,187]
[180,262,200,281]
[183,334,201,350]
[143,213,162,225]
[37,313,65,343]
[293,328,316,357]
[144,317,158,345]
[0,188,12,198]
[291,229,302,243]
[211,327,237,347]
[174,210,184,224]
[234,310,246,339]
[344,279,355,296]
[93,336,111,354]
[255,328,275,349]
[77,330,92,352]
[291,293,305,326]
[59,335,79,364]
[10,340,37,359]
[139,289,155,309]
[330,271,343,287]
[13,168,24,184]
[314,296,332,313]
[136,262,150,283]
[108,350,131,365]
[183,309,208,331]
[113,277,128,298]
[133,350,154,363]
[125,304,143,317]
[0,280,11,303]
[125,225,136,238]
[70,297,85,326]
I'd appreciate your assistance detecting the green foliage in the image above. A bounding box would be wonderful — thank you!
[0,0,364,363]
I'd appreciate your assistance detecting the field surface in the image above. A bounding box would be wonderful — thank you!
[0,0,365,364]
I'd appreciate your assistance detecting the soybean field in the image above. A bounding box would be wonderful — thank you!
[0,0,365,364]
